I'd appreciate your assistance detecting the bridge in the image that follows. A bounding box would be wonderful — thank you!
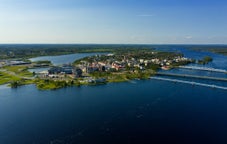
[151,77,227,90]
[156,72,227,82]
[179,66,227,73]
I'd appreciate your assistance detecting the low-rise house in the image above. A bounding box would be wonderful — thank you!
[134,63,140,68]
[98,62,106,66]
[48,66,73,75]
[139,59,144,63]
[48,67,63,74]
[112,62,125,71]
[37,71,49,78]
[100,66,106,72]
[107,53,114,56]
[82,67,87,73]
[62,66,73,74]
[74,68,83,78]
[87,66,99,73]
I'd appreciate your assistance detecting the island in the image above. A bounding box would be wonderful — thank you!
[186,45,227,56]
[198,56,213,65]
[0,46,195,90]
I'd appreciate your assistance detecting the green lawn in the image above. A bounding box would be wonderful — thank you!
[0,71,21,84]
[4,66,33,77]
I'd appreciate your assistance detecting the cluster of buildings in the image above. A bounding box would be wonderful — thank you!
[74,54,191,73]
[1,52,191,81]
[38,63,107,83]
[40,64,83,79]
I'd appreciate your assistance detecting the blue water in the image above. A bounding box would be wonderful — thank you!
[29,53,100,65]
[0,81,226,144]
[0,46,227,144]
[29,53,101,73]
[28,67,50,73]
[154,45,227,69]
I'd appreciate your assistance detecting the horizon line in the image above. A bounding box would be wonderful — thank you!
[0,43,227,45]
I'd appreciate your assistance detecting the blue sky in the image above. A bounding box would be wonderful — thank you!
[0,0,227,44]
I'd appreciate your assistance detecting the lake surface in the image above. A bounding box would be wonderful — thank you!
[29,53,101,73]
[29,53,101,65]
[1,46,227,144]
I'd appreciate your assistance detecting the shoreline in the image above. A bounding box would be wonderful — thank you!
[0,48,202,90]
[2,75,153,90]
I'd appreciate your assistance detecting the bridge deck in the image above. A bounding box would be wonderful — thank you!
[151,77,227,90]
[156,72,227,82]
[179,66,227,73]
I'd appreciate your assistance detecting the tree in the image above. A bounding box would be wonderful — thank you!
[10,81,19,88]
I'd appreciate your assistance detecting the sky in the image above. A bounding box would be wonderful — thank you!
[0,0,227,44]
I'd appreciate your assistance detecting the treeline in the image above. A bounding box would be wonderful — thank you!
[186,45,227,56]
[198,56,213,65]
[0,44,155,59]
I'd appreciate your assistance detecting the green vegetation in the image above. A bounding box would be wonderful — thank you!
[187,45,227,56]
[172,60,194,67]
[33,60,52,65]
[0,75,77,89]
[89,70,155,83]
[74,49,190,85]
[4,66,33,77]
[32,60,52,68]
[35,79,75,90]
[0,71,21,85]
[145,64,160,71]
[74,51,182,65]
[0,45,193,90]
[198,56,213,65]
[209,49,227,55]
[0,71,34,87]
[0,65,34,87]
[9,79,34,88]
[1,44,226,60]
[0,44,155,59]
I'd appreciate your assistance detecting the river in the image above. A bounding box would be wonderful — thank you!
[29,53,100,66]
[28,53,103,73]
[0,46,227,144]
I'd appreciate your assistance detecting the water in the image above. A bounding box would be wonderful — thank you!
[28,67,50,73]
[156,45,227,87]
[0,46,227,144]
[154,45,227,69]
[29,53,100,65]
[29,53,101,73]
[0,81,227,144]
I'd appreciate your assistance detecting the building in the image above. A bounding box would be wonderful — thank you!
[74,68,83,78]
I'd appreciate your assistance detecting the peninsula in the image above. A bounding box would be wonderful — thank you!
[0,46,194,90]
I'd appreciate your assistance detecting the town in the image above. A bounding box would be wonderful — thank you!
[36,51,193,84]
[0,50,194,90]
